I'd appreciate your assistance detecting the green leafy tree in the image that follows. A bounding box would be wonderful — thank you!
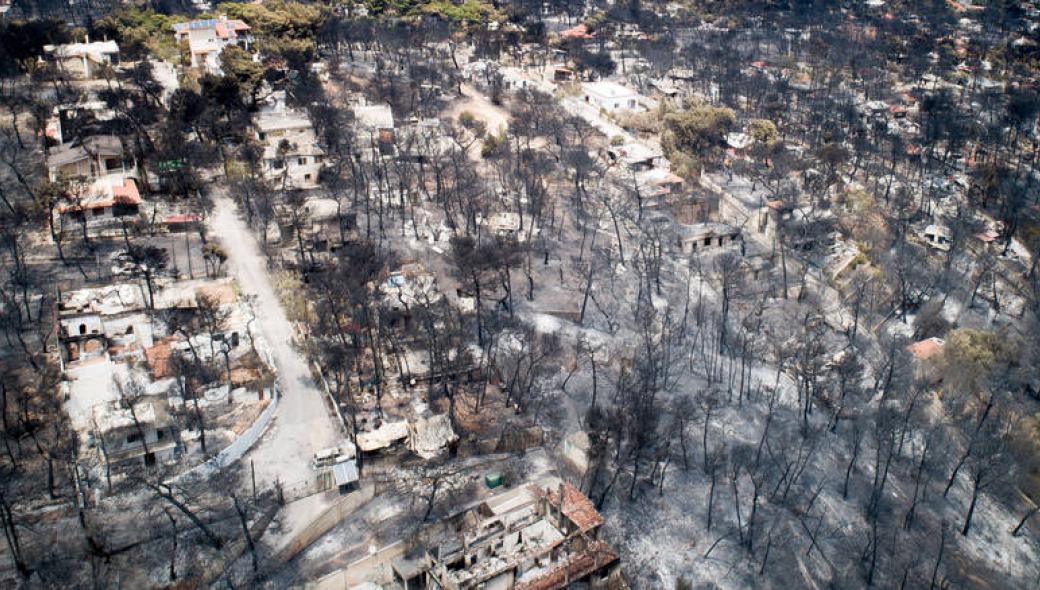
[662,99,735,166]
[748,118,778,147]
[94,8,186,61]
[220,45,266,108]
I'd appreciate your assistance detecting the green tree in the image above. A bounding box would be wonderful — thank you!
[662,99,735,166]
[220,45,266,108]
[941,328,1006,396]
[421,0,503,26]
[93,8,186,62]
[748,118,778,147]
[219,0,326,43]
[748,118,779,169]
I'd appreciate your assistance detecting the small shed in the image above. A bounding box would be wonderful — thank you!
[923,224,952,251]
[485,472,504,489]
[332,459,359,493]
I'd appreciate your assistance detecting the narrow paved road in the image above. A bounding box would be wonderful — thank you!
[209,193,340,488]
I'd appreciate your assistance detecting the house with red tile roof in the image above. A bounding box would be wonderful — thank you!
[172,16,252,73]
[560,23,594,40]
[56,176,143,238]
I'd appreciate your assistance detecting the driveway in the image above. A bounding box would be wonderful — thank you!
[560,95,666,155]
[209,193,340,489]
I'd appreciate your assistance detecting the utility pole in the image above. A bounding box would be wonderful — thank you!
[185,231,193,279]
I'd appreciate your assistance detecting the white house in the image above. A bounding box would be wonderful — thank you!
[353,103,395,159]
[255,108,325,190]
[172,16,251,73]
[93,400,178,469]
[44,39,119,80]
[582,81,642,112]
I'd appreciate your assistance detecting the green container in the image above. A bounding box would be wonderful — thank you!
[485,472,504,489]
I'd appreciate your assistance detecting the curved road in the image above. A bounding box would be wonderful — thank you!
[209,193,340,489]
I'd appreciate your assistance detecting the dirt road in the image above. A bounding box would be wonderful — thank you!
[209,193,340,489]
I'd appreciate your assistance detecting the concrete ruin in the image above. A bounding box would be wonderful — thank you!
[311,479,625,590]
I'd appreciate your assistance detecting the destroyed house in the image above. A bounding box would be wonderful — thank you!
[295,197,355,252]
[408,414,459,460]
[397,344,482,388]
[353,103,396,157]
[44,39,119,80]
[607,142,661,171]
[637,169,684,198]
[58,283,149,364]
[56,177,143,238]
[381,263,442,331]
[923,223,952,251]
[92,400,177,468]
[59,313,107,364]
[47,100,118,145]
[392,480,622,590]
[357,420,410,455]
[677,222,742,255]
[47,135,133,182]
[395,119,455,163]
[485,212,538,242]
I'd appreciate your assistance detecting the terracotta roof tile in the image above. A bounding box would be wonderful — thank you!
[144,341,173,378]
[540,482,604,532]
[907,337,944,361]
[560,24,593,40]
[57,178,141,213]
[515,541,618,590]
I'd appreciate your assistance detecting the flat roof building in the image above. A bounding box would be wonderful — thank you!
[582,81,642,112]
[44,39,119,80]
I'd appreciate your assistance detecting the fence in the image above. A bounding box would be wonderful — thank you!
[175,384,280,482]
[191,498,282,587]
[306,540,408,590]
[312,361,351,438]
[280,471,336,504]
[456,425,546,458]
[271,482,376,565]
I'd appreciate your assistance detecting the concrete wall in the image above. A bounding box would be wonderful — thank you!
[273,483,377,565]
[176,384,279,481]
[306,539,408,590]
